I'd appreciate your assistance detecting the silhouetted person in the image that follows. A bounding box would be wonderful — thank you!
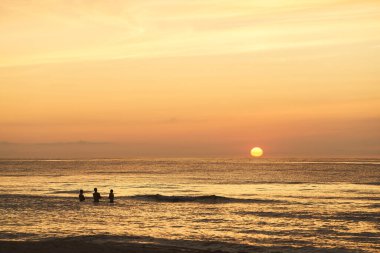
[93,188,101,202]
[109,189,114,203]
[79,189,85,202]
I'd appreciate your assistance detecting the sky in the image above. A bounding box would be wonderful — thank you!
[0,0,379,158]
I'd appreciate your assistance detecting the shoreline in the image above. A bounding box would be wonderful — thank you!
[0,239,226,253]
[0,237,362,253]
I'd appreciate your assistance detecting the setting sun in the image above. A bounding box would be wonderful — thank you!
[250,147,264,157]
[0,1,379,252]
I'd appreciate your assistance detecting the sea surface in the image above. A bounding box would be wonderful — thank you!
[0,158,379,252]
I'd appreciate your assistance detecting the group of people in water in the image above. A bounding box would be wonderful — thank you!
[79,188,114,203]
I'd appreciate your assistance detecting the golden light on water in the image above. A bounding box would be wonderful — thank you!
[250,147,263,157]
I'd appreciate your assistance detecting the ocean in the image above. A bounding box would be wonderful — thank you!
[0,158,379,252]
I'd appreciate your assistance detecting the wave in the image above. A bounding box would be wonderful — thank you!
[357,182,380,186]
[128,194,282,203]
[236,211,380,223]
[0,193,283,204]
[50,190,90,194]
[2,192,378,205]
[0,234,362,253]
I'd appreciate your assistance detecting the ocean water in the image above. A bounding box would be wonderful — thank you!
[0,158,379,252]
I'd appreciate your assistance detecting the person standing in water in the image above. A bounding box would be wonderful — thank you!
[79,189,85,202]
[109,189,114,203]
[93,188,101,202]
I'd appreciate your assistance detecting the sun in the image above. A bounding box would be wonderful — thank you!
[250,147,263,157]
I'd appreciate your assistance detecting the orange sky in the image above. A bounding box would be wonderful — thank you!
[1,0,379,158]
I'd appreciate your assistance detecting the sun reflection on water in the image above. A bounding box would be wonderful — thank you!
[0,159,379,252]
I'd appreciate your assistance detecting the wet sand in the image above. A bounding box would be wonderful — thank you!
[0,238,362,253]
[0,240,224,253]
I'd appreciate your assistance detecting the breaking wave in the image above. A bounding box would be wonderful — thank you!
[128,194,282,203]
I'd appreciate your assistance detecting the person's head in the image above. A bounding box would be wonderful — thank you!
[80,189,83,194]
[110,189,113,193]
[94,188,97,192]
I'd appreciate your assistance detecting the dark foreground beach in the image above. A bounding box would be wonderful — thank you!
[0,236,364,253]
[0,239,213,253]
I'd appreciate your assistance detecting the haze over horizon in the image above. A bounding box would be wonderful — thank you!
[1,0,380,158]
